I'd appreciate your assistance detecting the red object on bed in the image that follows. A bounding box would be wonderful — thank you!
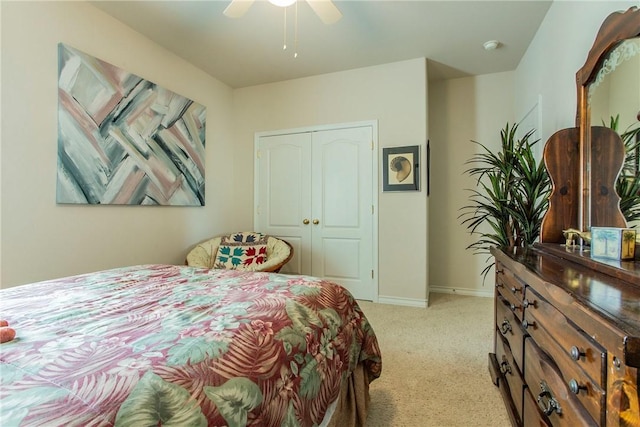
[0,264,381,426]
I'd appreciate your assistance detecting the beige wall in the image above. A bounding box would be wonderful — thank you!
[514,0,638,140]
[0,1,242,287]
[233,59,429,306]
[428,72,515,296]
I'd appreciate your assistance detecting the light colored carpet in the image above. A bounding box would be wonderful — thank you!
[358,293,511,427]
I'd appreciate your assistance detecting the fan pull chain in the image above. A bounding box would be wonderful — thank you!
[294,0,298,58]
[283,8,287,50]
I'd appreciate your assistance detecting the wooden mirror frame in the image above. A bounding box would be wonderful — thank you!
[540,7,639,243]
[576,7,640,130]
[576,6,640,232]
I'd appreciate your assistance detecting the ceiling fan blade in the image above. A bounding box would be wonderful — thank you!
[223,0,255,18]
[306,0,342,25]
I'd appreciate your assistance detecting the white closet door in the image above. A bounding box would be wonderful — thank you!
[311,127,374,301]
[255,132,312,275]
[255,124,376,301]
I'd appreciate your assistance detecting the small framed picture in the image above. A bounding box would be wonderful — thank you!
[382,145,420,192]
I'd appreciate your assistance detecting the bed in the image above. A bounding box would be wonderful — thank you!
[0,264,381,426]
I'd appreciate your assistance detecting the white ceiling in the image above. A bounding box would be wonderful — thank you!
[90,0,553,88]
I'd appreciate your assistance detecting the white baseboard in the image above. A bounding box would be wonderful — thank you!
[429,286,494,298]
[374,288,493,307]
[377,295,428,308]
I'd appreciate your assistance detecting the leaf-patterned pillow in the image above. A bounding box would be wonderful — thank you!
[214,232,269,270]
[215,244,268,270]
[221,232,267,245]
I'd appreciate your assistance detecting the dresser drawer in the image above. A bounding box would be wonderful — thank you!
[496,262,525,320]
[523,296,605,424]
[525,338,598,426]
[523,287,605,388]
[496,331,524,423]
[523,386,551,427]
[497,295,526,370]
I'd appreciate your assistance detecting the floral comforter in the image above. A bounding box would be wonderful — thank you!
[0,265,381,426]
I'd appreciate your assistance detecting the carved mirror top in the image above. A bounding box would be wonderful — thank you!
[588,37,640,102]
[576,6,640,129]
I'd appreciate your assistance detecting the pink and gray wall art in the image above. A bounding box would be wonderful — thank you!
[57,44,206,206]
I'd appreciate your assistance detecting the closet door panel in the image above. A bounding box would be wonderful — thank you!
[321,238,361,278]
[311,127,374,300]
[321,141,360,227]
[256,133,312,275]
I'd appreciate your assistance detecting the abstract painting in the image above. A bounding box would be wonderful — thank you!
[57,44,206,205]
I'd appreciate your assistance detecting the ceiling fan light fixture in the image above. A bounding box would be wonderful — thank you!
[269,0,296,7]
[224,0,341,57]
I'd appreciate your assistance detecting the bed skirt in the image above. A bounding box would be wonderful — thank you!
[327,363,372,427]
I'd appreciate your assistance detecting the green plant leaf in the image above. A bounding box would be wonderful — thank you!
[281,401,302,427]
[167,337,229,366]
[277,326,309,355]
[115,371,207,427]
[285,299,323,331]
[204,377,263,427]
[299,357,321,399]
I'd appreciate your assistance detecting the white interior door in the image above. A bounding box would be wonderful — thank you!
[255,123,376,301]
[310,127,375,300]
[255,132,312,275]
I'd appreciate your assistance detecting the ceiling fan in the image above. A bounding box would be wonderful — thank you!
[224,0,342,25]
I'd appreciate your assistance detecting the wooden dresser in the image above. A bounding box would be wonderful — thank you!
[489,244,640,426]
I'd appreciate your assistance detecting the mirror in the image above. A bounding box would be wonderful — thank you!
[589,38,640,228]
[576,7,640,232]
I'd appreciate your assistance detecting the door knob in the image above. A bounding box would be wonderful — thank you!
[303,219,310,225]
[313,219,320,225]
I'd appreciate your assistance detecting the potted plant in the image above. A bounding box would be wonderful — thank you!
[459,122,551,277]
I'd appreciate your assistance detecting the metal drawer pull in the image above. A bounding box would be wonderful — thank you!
[511,286,522,294]
[570,345,585,361]
[500,319,512,334]
[613,357,622,370]
[522,319,535,329]
[523,299,535,308]
[569,379,586,395]
[500,356,512,375]
[537,380,562,416]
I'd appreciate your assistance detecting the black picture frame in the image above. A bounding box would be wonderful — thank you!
[636,132,639,174]
[382,145,420,192]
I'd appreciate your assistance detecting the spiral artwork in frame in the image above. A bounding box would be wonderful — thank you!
[382,145,420,192]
